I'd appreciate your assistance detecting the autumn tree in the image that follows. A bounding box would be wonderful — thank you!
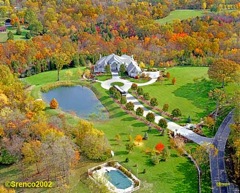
[126,102,134,111]
[146,112,155,123]
[172,77,176,85]
[50,98,59,109]
[193,143,218,177]
[120,96,127,104]
[150,98,158,107]
[163,104,169,112]
[136,107,144,116]
[208,89,226,120]
[52,52,71,81]
[21,140,42,173]
[204,116,215,133]
[208,59,240,88]
[143,92,150,100]
[131,83,138,90]
[137,87,144,95]
[135,135,143,145]
[158,119,168,129]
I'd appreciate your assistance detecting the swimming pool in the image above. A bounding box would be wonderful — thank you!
[105,170,133,189]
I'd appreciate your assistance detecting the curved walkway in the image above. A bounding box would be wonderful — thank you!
[209,111,239,193]
[97,72,238,192]
[98,72,213,145]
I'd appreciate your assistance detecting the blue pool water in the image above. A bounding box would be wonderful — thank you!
[105,170,132,189]
[42,86,108,120]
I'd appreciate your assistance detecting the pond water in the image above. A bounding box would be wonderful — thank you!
[42,86,108,120]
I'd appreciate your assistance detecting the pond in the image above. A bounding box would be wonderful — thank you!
[42,86,108,120]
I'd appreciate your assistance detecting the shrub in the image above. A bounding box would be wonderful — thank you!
[143,132,148,140]
[108,161,116,167]
[163,104,169,112]
[126,102,134,111]
[131,83,138,90]
[150,98,158,106]
[137,87,144,95]
[187,116,192,123]
[172,77,176,85]
[146,112,155,123]
[109,86,116,95]
[120,96,127,104]
[135,135,143,145]
[143,92,150,100]
[151,155,159,165]
[136,107,144,116]
[125,142,134,153]
[166,72,170,79]
[158,119,168,129]
[125,157,129,163]
[50,98,59,109]
[172,108,182,117]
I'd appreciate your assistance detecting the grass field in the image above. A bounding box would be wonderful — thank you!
[0,26,30,42]
[142,67,216,123]
[156,10,207,24]
[19,67,203,193]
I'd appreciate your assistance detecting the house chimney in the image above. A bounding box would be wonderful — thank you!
[131,55,134,59]
[100,54,102,59]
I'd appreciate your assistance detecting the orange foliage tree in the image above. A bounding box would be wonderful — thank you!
[172,77,176,85]
[50,98,59,109]
[135,135,143,145]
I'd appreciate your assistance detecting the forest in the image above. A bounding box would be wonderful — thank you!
[0,0,239,77]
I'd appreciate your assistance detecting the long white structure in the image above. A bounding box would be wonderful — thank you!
[94,54,142,77]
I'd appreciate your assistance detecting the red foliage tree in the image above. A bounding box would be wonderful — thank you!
[155,143,165,152]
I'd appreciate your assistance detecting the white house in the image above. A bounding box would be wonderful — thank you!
[94,54,142,77]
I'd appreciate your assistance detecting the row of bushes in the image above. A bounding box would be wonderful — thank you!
[130,83,182,119]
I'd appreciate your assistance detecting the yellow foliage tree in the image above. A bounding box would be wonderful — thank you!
[0,185,15,193]
[50,98,59,109]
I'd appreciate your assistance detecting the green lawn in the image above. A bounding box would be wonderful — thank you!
[0,26,30,42]
[142,67,216,122]
[110,82,124,86]
[156,10,207,24]
[96,74,112,81]
[24,67,85,86]
[20,69,201,193]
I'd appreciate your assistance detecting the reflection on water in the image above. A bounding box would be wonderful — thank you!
[42,86,108,120]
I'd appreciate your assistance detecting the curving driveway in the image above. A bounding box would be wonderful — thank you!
[98,72,213,145]
[97,72,239,192]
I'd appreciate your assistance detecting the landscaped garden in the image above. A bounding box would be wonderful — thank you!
[17,67,216,193]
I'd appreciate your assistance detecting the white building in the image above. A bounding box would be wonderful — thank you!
[94,54,142,77]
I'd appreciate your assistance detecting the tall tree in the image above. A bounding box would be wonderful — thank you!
[208,59,240,88]
[52,52,71,81]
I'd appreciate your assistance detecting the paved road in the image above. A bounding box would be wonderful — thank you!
[209,111,239,193]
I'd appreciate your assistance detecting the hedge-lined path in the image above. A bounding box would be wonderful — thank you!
[98,72,213,145]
